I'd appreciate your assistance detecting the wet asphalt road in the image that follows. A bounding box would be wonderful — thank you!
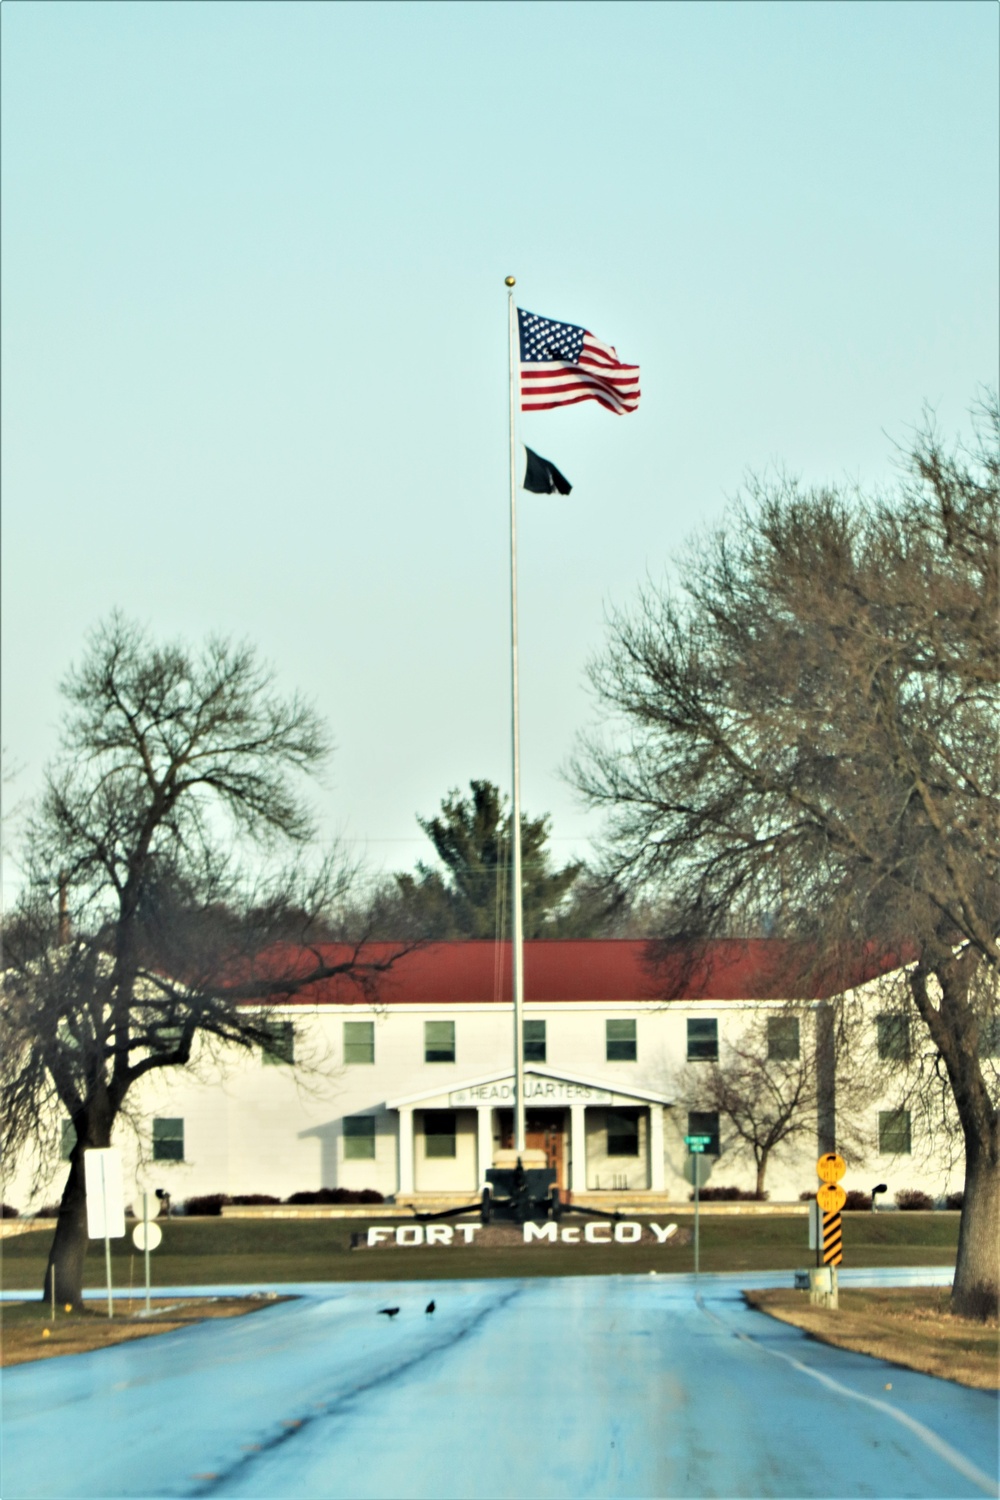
[3,1269,997,1499]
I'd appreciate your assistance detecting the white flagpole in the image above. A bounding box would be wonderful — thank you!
[505,275,526,1156]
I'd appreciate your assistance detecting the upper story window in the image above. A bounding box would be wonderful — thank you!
[606,1019,637,1062]
[687,1017,718,1062]
[425,1020,456,1063]
[767,1015,800,1061]
[877,1014,910,1062]
[344,1020,375,1065]
[524,1019,546,1062]
[262,1020,295,1066]
[152,1117,184,1162]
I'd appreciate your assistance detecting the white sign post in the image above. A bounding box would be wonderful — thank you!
[132,1194,162,1313]
[84,1148,126,1319]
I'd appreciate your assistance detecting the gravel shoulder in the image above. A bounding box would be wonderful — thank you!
[1,1295,291,1366]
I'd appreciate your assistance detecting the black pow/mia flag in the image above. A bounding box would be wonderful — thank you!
[523,447,572,496]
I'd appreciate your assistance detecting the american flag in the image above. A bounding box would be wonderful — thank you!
[518,308,640,415]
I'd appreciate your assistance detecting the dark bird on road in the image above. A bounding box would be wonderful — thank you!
[378,1307,400,1319]
[425,1300,436,1315]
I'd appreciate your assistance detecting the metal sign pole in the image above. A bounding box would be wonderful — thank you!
[101,1157,113,1320]
[143,1193,153,1313]
[693,1153,700,1278]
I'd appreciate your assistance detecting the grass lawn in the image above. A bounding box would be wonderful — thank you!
[744,1286,998,1389]
[2,1212,958,1290]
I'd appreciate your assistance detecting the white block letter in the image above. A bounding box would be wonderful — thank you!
[523,1222,557,1243]
[614,1221,641,1243]
[367,1226,392,1247]
[457,1224,479,1244]
[396,1225,425,1246]
[650,1223,678,1243]
[560,1226,580,1243]
[426,1225,453,1246]
[584,1221,611,1243]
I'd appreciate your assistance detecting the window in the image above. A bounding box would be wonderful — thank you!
[606,1018,637,1062]
[423,1110,457,1158]
[767,1015,800,1061]
[344,1020,375,1065]
[877,1014,910,1062]
[343,1116,376,1160]
[152,1118,184,1162]
[687,1110,720,1155]
[261,1020,295,1066]
[425,1020,455,1063]
[61,1121,77,1161]
[978,1015,1000,1058]
[606,1109,640,1156]
[878,1109,912,1154]
[687,1018,719,1062]
[524,1019,546,1063]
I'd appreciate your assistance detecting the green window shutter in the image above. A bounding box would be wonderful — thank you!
[424,1110,457,1158]
[262,1021,295,1066]
[606,1109,640,1156]
[687,1018,718,1062]
[878,1110,912,1154]
[523,1019,546,1062]
[425,1021,455,1063]
[606,1018,636,1062]
[343,1116,376,1160]
[688,1110,720,1155]
[152,1118,184,1161]
[344,1021,375,1065]
[767,1016,800,1061]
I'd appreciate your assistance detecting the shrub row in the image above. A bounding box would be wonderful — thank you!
[687,1186,769,1202]
[181,1188,385,1216]
[799,1187,964,1210]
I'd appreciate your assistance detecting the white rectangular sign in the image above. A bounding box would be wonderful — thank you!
[84,1148,126,1239]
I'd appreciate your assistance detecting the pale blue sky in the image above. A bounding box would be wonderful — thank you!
[2,0,997,899]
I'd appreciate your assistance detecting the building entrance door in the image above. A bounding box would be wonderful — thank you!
[498,1109,567,1189]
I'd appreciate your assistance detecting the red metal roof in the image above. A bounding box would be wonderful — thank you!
[266,939,872,1007]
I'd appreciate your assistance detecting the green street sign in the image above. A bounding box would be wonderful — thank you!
[686,1135,711,1153]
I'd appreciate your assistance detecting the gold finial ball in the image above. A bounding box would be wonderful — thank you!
[504,276,516,286]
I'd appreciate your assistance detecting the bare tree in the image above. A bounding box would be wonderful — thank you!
[673,1006,874,1197]
[0,615,407,1307]
[574,399,999,1317]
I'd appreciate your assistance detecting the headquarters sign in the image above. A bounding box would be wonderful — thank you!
[448,1076,613,1107]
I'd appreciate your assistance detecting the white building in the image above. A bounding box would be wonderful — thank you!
[11,940,965,1212]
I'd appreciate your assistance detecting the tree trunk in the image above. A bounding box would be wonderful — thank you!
[952,1142,1000,1320]
[42,1113,113,1309]
[755,1150,769,1199]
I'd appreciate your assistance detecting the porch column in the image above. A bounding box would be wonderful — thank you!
[648,1104,665,1191]
[569,1103,587,1194]
[397,1107,414,1195]
[477,1106,493,1182]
